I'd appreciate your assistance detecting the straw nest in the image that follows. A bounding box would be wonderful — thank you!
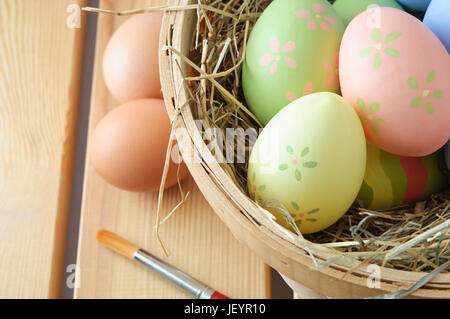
[84,0,450,274]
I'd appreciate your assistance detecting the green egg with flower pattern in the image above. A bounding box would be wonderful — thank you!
[242,0,345,125]
[333,0,404,27]
[248,93,366,234]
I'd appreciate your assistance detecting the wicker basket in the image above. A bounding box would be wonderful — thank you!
[159,0,450,298]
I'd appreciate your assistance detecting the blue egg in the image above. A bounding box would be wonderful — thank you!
[424,0,450,52]
[445,141,450,171]
[396,0,431,11]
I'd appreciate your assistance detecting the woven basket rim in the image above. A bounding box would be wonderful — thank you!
[158,0,450,298]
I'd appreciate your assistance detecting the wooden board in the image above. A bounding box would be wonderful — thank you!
[0,0,87,298]
[74,0,270,299]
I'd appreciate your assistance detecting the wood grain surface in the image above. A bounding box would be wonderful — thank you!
[74,0,270,299]
[0,0,87,298]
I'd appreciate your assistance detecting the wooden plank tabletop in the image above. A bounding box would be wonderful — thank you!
[0,0,87,298]
[74,0,271,299]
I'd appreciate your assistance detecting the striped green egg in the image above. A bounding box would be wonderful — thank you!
[358,143,448,210]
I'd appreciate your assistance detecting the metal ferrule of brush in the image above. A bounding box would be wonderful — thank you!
[134,249,215,299]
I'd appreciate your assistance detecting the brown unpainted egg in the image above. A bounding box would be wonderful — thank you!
[103,12,163,103]
[89,99,189,192]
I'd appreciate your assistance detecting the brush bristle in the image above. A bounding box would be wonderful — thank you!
[97,230,139,260]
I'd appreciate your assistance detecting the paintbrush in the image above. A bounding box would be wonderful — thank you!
[97,229,230,299]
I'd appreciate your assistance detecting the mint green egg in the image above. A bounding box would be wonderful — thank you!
[248,93,366,234]
[333,0,404,26]
[242,0,345,125]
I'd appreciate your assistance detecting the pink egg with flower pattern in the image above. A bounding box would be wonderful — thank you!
[339,7,450,157]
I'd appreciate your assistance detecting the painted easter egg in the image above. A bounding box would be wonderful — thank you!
[424,0,450,53]
[340,7,450,157]
[242,0,345,125]
[358,143,448,210]
[396,0,431,11]
[248,93,366,234]
[333,0,404,26]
